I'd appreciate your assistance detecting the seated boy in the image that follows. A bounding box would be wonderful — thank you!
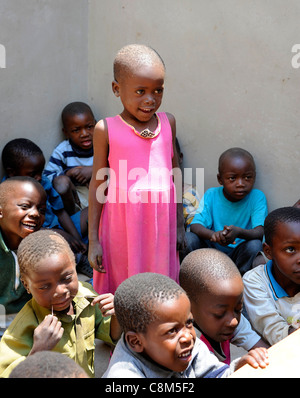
[43,101,96,215]
[103,272,269,378]
[0,230,121,378]
[1,138,92,278]
[243,206,300,346]
[179,248,269,365]
[187,147,268,274]
[0,177,46,333]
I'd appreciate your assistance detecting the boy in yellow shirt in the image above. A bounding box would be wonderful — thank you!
[0,229,121,378]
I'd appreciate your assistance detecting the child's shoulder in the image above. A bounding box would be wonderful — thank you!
[51,139,71,153]
[243,263,267,284]
[2,299,37,337]
[77,281,98,297]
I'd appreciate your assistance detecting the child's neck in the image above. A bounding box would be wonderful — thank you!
[272,263,300,297]
[120,112,158,133]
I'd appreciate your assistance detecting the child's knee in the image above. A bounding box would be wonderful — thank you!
[53,175,72,195]
[244,239,263,255]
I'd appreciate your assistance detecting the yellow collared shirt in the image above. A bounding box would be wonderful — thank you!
[0,281,113,378]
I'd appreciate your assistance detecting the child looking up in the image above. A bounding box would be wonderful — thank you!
[243,206,300,345]
[43,102,96,215]
[89,44,185,294]
[103,272,268,378]
[179,248,269,365]
[2,138,92,277]
[0,177,46,328]
[0,230,121,378]
[188,147,268,274]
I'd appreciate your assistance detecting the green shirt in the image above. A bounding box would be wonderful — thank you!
[0,281,113,378]
[0,229,31,314]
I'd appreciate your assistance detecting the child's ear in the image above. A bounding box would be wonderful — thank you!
[217,173,223,186]
[125,331,144,353]
[263,242,272,260]
[112,80,120,97]
[21,277,30,294]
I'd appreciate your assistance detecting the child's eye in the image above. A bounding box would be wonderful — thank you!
[186,318,194,328]
[39,284,50,290]
[18,203,29,209]
[167,327,177,335]
[39,207,46,215]
[154,88,163,94]
[213,312,226,319]
[63,274,73,283]
[285,246,296,253]
[136,89,144,95]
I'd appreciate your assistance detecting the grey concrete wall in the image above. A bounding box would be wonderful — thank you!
[88,0,300,211]
[1,1,299,211]
[0,0,89,172]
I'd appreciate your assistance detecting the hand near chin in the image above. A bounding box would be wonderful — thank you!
[29,314,64,355]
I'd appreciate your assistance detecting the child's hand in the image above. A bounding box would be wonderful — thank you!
[221,225,239,244]
[235,347,269,370]
[92,293,115,317]
[66,166,92,185]
[177,225,186,251]
[88,241,105,272]
[30,315,64,355]
[210,230,229,246]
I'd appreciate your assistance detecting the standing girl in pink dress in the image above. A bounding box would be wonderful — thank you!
[88,44,185,294]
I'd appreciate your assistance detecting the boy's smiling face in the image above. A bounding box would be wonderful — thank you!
[133,294,196,373]
[264,221,300,294]
[217,155,256,202]
[0,181,46,250]
[22,250,78,313]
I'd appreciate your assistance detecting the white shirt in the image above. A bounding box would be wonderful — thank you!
[243,261,300,345]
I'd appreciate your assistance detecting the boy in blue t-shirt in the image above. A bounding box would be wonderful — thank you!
[186,147,268,274]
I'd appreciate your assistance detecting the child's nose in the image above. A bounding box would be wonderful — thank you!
[179,328,193,343]
[227,316,239,328]
[28,206,39,218]
[144,94,154,104]
[53,284,67,297]
[236,177,245,186]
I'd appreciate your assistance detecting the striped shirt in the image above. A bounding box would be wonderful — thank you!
[43,139,93,183]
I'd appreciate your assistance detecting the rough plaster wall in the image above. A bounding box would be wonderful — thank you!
[88,0,300,211]
[0,0,89,174]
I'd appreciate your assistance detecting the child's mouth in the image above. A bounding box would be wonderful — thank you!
[81,140,92,147]
[22,222,37,231]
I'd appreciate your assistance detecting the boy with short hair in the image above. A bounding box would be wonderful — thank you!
[0,177,46,330]
[188,147,268,274]
[103,272,269,378]
[243,206,300,345]
[43,101,96,215]
[0,229,121,378]
[179,248,269,365]
[1,138,92,278]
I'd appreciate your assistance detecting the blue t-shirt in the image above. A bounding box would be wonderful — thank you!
[191,187,268,253]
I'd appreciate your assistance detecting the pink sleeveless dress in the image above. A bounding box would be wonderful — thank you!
[93,112,179,294]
